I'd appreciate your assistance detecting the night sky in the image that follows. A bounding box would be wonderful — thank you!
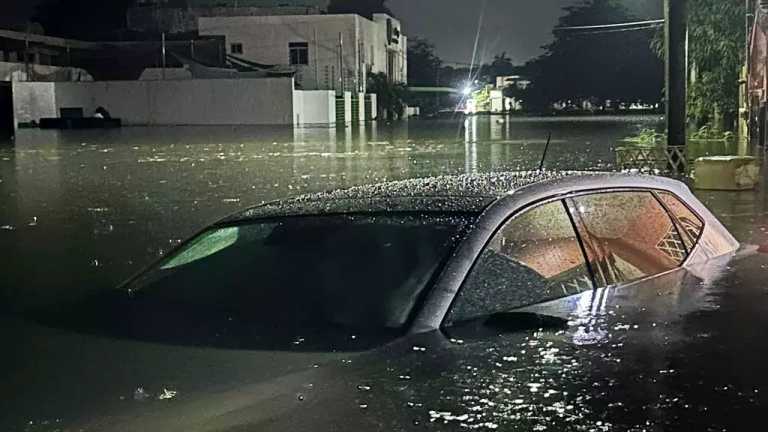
[2,0,663,64]
[389,0,578,64]
[1,1,37,30]
[389,0,663,64]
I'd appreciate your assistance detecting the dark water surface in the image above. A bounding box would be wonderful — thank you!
[3,116,768,432]
[0,115,665,308]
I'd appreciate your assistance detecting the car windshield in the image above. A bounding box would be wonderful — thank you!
[106,213,472,351]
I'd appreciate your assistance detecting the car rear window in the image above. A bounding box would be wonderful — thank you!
[567,191,688,288]
[657,191,705,252]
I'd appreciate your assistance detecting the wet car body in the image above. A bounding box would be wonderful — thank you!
[3,171,768,431]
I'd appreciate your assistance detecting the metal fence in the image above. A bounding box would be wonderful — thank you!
[615,145,689,176]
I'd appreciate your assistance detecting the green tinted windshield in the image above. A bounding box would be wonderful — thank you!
[124,213,473,350]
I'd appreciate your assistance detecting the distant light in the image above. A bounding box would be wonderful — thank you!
[462,86,473,96]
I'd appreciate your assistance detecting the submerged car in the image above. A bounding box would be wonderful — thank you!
[4,171,768,431]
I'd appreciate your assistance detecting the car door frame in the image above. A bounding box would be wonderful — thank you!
[409,173,739,334]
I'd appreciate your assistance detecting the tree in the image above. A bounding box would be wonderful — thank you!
[367,72,408,120]
[520,0,664,111]
[33,0,134,40]
[487,52,517,78]
[407,38,442,86]
[406,38,444,114]
[684,0,744,129]
[327,0,392,19]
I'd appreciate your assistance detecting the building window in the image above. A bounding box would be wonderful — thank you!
[230,43,243,55]
[289,42,309,66]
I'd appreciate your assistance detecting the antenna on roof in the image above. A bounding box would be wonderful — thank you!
[538,132,552,172]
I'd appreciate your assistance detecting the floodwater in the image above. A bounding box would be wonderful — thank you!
[2,115,768,431]
[0,115,668,308]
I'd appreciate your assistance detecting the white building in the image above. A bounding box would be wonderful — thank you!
[199,13,407,92]
[496,75,531,90]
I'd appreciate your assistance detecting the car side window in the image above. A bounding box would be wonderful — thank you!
[657,191,704,251]
[447,201,594,325]
[566,191,687,288]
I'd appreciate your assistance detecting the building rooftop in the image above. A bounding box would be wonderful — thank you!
[133,0,329,10]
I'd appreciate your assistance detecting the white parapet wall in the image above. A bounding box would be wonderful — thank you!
[12,81,57,127]
[356,92,366,123]
[293,90,336,126]
[367,93,377,121]
[342,91,352,125]
[13,78,302,126]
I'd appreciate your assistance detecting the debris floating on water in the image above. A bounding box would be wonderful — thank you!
[157,389,178,400]
[133,387,150,401]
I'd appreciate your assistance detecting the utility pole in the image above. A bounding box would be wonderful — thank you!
[161,32,167,80]
[24,23,30,81]
[742,0,752,149]
[665,0,688,172]
[338,32,344,93]
[314,27,319,89]
[747,0,752,64]
[435,65,440,110]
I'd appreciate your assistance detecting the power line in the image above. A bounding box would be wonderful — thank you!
[555,19,665,31]
[568,24,662,35]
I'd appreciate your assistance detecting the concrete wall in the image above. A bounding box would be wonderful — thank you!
[13,78,297,126]
[293,90,335,125]
[342,91,352,125]
[405,106,421,118]
[356,92,366,123]
[11,81,56,128]
[138,68,193,81]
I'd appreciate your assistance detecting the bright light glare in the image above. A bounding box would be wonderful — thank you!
[462,87,473,96]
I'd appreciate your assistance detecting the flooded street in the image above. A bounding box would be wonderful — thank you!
[0,115,673,307]
[2,0,763,428]
[2,115,768,431]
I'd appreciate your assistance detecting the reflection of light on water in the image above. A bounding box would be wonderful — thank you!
[465,117,478,175]
[570,287,611,346]
[416,323,612,430]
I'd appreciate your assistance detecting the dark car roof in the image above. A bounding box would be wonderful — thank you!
[224,171,594,221]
